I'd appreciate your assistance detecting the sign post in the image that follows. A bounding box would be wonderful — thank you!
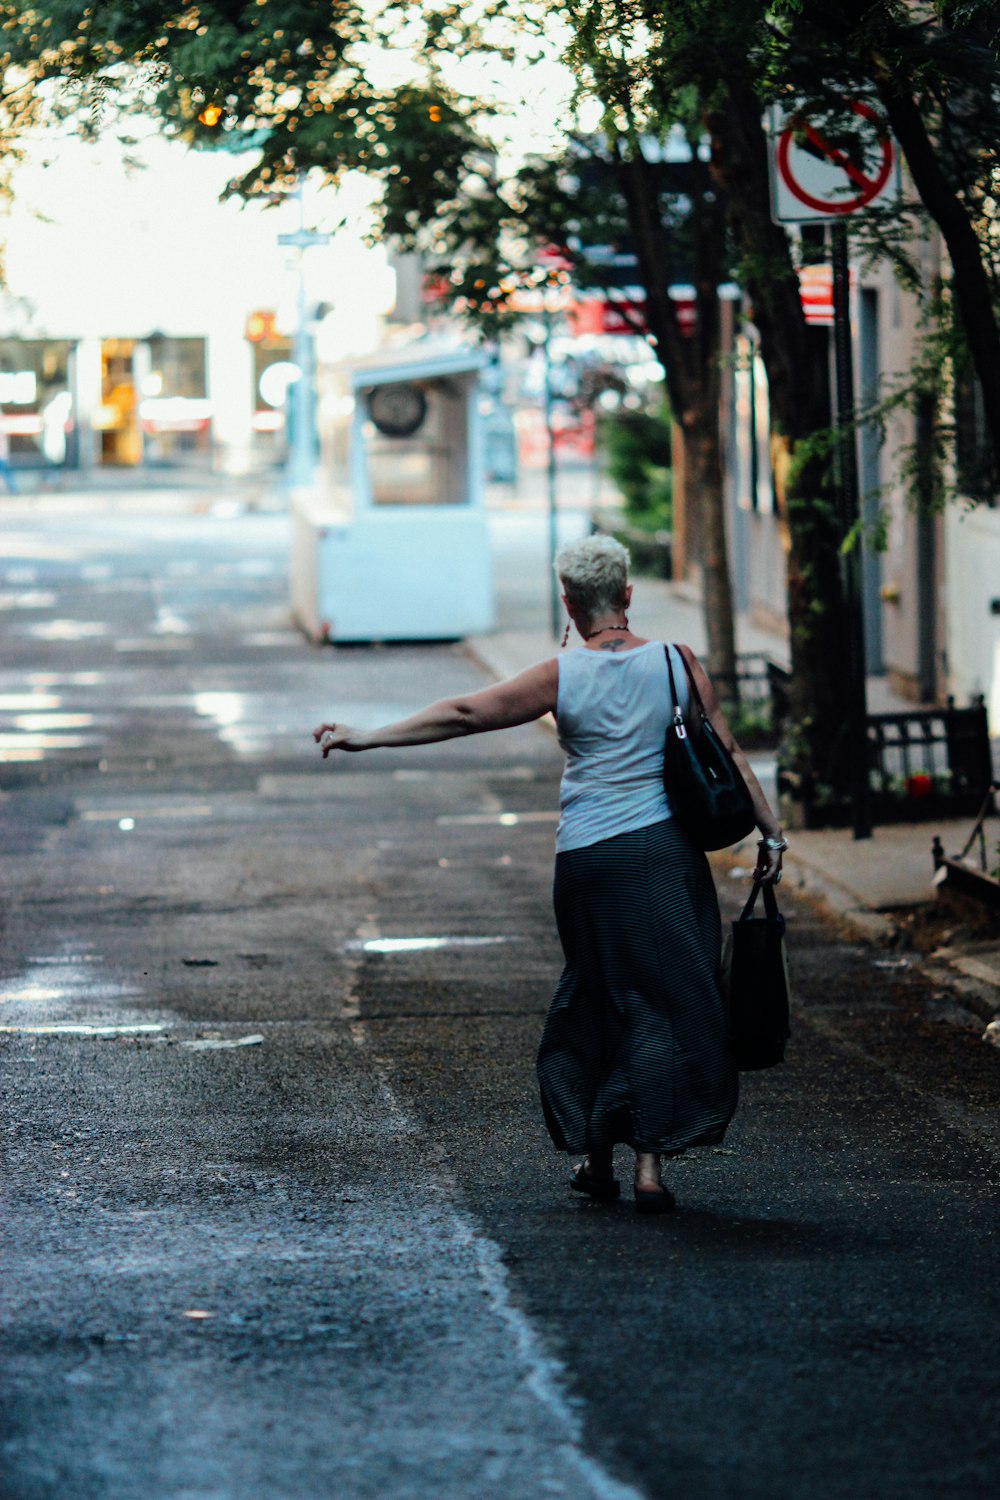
[769,100,899,839]
[830,221,872,840]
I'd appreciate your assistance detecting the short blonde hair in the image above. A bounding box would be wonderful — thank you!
[556,534,630,621]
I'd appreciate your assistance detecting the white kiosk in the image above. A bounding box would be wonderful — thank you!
[291,341,495,642]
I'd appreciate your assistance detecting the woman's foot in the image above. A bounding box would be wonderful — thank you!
[570,1149,620,1202]
[634,1152,676,1214]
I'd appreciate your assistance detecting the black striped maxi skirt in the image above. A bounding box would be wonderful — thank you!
[537,818,739,1155]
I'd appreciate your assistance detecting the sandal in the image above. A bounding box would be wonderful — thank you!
[634,1153,676,1214]
[634,1183,677,1215]
[570,1159,621,1202]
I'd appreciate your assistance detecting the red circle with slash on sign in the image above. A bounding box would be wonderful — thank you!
[777,100,893,215]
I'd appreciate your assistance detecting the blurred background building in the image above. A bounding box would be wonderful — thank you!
[0,128,395,479]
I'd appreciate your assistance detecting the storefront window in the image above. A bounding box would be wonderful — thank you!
[0,340,73,467]
[140,336,211,464]
[253,338,294,464]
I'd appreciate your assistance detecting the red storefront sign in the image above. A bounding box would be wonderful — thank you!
[569,288,697,338]
[798,264,835,326]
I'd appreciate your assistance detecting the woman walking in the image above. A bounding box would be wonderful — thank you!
[314,535,784,1213]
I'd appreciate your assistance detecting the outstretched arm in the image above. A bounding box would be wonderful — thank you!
[677,644,785,883]
[313,658,559,755]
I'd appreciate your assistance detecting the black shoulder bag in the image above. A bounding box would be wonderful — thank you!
[720,878,791,1070]
[663,646,756,851]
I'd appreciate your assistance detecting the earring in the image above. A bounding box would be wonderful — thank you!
[561,620,571,648]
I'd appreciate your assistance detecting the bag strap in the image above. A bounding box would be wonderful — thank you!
[677,647,708,721]
[664,643,708,739]
[739,878,781,922]
[664,646,688,740]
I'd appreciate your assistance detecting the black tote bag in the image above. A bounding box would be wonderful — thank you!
[663,646,756,851]
[720,879,791,1071]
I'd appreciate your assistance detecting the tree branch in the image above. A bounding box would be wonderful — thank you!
[872,66,1000,478]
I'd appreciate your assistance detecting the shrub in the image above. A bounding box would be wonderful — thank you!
[599,408,673,533]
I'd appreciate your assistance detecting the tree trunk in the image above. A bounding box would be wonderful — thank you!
[614,145,739,700]
[870,72,1000,479]
[687,174,738,702]
[708,84,854,808]
[683,399,738,703]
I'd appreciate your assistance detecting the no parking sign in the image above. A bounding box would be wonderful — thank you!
[769,99,900,222]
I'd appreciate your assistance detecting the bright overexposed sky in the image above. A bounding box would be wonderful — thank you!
[1,126,394,354]
[0,7,579,351]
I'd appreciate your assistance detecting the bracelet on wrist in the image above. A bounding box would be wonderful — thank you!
[758,835,788,852]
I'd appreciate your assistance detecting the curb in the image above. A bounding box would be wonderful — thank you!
[921,953,1000,1024]
[783,851,1000,1022]
[774,849,897,945]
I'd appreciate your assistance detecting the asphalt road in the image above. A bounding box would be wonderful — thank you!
[1,500,998,1500]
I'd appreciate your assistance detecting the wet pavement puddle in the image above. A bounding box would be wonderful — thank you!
[181,1033,265,1051]
[346,936,519,954]
[0,692,99,761]
[0,947,146,1028]
[114,638,194,653]
[26,671,105,687]
[0,693,63,710]
[78,805,214,822]
[0,985,71,1005]
[0,732,95,761]
[0,591,58,610]
[26,954,100,965]
[151,607,192,636]
[26,620,109,641]
[244,631,302,647]
[437,810,559,826]
[0,974,145,1003]
[12,713,94,731]
[0,1022,166,1037]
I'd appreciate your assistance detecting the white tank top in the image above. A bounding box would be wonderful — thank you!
[555,641,689,853]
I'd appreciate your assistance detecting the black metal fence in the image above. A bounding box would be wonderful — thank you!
[725,660,993,829]
[775,695,995,828]
[712,655,791,748]
[864,699,995,823]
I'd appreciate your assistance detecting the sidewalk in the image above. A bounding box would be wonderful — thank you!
[5,461,286,513]
[468,557,1000,1020]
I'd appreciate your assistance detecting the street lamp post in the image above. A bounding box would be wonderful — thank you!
[542,302,561,640]
[278,182,330,491]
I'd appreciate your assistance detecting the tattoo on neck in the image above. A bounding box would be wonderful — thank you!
[599,639,628,652]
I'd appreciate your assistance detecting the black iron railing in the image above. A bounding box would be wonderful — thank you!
[865,698,994,823]
[710,655,791,748]
[775,695,994,828]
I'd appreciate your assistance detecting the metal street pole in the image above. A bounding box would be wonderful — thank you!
[831,221,873,840]
[288,257,316,488]
[543,302,560,640]
[279,182,329,491]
